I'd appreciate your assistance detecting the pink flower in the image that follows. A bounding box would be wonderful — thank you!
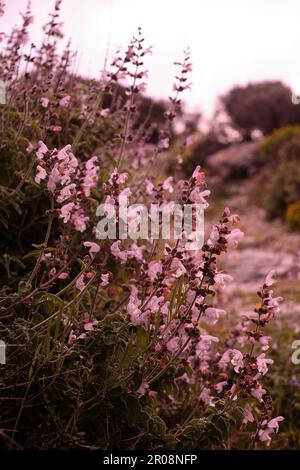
[200,334,219,344]
[258,429,272,446]
[215,381,228,393]
[242,405,255,424]
[158,137,169,150]
[256,353,274,375]
[162,176,174,193]
[194,334,218,363]
[192,165,205,184]
[258,416,284,446]
[267,416,284,432]
[83,241,100,257]
[203,307,226,325]
[35,165,47,184]
[72,210,89,232]
[230,350,244,373]
[127,242,144,262]
[173,82,192,92]
[136,81,147,93]
[21,31,29,45]
[85,155,98,170]
[75,274,86,291]
[147,260,162,281]
[207,225,219,245]
[137,380,149,396]
[199,387,214,406]
[128,285,145,325]
[166,337,180,353]
[265,269,276,287]
[170,257,186,278]
[111,240,128,263]
[259,336,272,351]
[83,156,99,197]
[265,294,283,317]
[228,214,240,227]
[83,322,94,331]
[109,168,128,185]
[0,1,5,17]
[49,267,56,276]
[50,125,62,133]
[57,183,76,203]
[47,167,60,193]
[60,202,75,223]
[36,141,48,160]
[59,94,71,107]
[229,384,238,401]
[100,273,110,287]
[56,145,69,161]
[214,273,233,289]
[100,108,110,117]
[143,46,153,56]
[119,187,132,198]
[147,295,164,314]
[40,97,49,108]
[225,228,244,249]
[41,253,52,261]
[58,272,69,280]
[104,195,116,206]
[218,348,244,373]
[26,142,34,154]
[145,179,154,195]
[189,188,210,207]
[251,383,266,402]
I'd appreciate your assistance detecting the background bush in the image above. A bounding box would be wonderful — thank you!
[221,82,300,140]
[286,201,300,232]
[257,127,300,219]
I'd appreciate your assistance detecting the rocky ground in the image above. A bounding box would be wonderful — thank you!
[207,170,300,322]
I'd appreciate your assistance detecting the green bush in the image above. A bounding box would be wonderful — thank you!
[258,127,300,219]
[286,201,300,231]
[260,125,300,161]
[262,159,300,218]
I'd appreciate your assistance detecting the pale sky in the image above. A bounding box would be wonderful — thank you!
[2,0,300,116]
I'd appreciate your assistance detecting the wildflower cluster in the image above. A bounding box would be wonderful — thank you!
[0,3,285,450]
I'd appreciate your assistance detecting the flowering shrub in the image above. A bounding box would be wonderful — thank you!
[0,1,285,450]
